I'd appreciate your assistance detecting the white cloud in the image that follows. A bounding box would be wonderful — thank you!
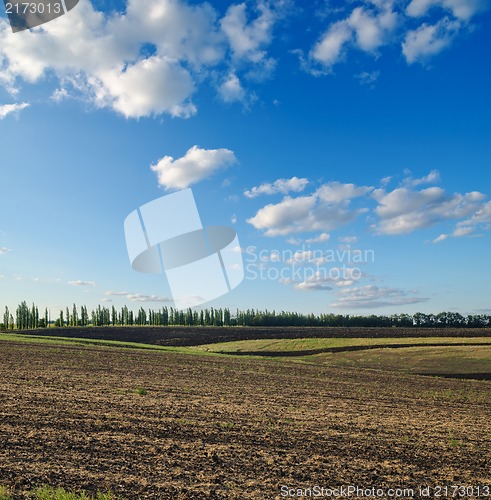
[0,1,208,118]
[402,17,461,64]
[68,280,96,286]
[0,247,12,254]
[285,232,330,246]
[406,0,486,20]
[248,195,316,236]
[286,250,326,265]
[330,285,428,308]
[286,237,302,245]
[348,5,398,53]
[247,182,370,236]
[457,200,491,227]
[339,236,358,244]
[307,0,488,71]
[294,279,333,291]
[452,226,474,237]
[221,2,274,64]
[126,293,173,303]
[244,176,309,198]
[281,267,361,291]
[356,70,380,87]
[433,200,491,242]
[305,233,330,244]
[51,88,69,102]
[105,290,172,302]
[310,21,352,69]
[0,0,488,114]
[310,2,397,69]
[218,72,246,103]
[0,0,286,118]
[433,233,448,243]
[0,102,29,119]
[91,56,196,119]
[335,280,355,287]
[372,186,484,234]
[248,172,489,240]
[403,169,440,187]
[316,182,373,203]
[151,145,237,190]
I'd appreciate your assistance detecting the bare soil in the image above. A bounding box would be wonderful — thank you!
[0,340,490,499]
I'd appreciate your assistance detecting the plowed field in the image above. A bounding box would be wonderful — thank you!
[0,339,490,498]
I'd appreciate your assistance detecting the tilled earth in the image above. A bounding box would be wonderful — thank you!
[0,341,490,499]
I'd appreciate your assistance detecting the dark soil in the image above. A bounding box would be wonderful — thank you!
[0,340,489,498]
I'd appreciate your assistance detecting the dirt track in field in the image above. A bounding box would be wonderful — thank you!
[0,341,490,499]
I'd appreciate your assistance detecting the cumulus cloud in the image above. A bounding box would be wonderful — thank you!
[317,182,373,203]
[307,0,487,72]
[348,5,398,53]
[220,1,278,77]
[330,285,428,308]
[91,56,196,119]
[247,172,490,241]
[433,200,491,242]
[0,0,288,118]
[0,102,29,119]
[244,176,309,198]
[68,280,96,286]
[406,0,487,20]
[310,21,352,69]
[0,247,12,254]
[310,2,397,69]
[218,72,246,103]
[151,145,237,190]
[247,182,371,236]
[0,0,487,113]
[305,233,330,244]
[372,186,485,235]
[402,17,461,64]
[281,267,361,291]
[433,233,448,243]
[248,195,316,236]
[402,169,440,187]
[457,200,491,227]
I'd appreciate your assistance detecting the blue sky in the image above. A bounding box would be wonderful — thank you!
[1,0,490,316]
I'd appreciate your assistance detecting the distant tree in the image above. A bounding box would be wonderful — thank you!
[3,306,9,330]
[72,303,78,326]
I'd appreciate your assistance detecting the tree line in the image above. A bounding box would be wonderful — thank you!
[1,301,490,330]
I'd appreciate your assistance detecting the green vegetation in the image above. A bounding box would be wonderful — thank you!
[309,346,491,376]
[0,332,216,356]
[135,387,148,395]
[0,486,120,500]
[2,302,490,330]
[197,338,490,378]
[1,332,489,379]
[0,486,12,500]
[448,438,464,448]
[197,336,491,353]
